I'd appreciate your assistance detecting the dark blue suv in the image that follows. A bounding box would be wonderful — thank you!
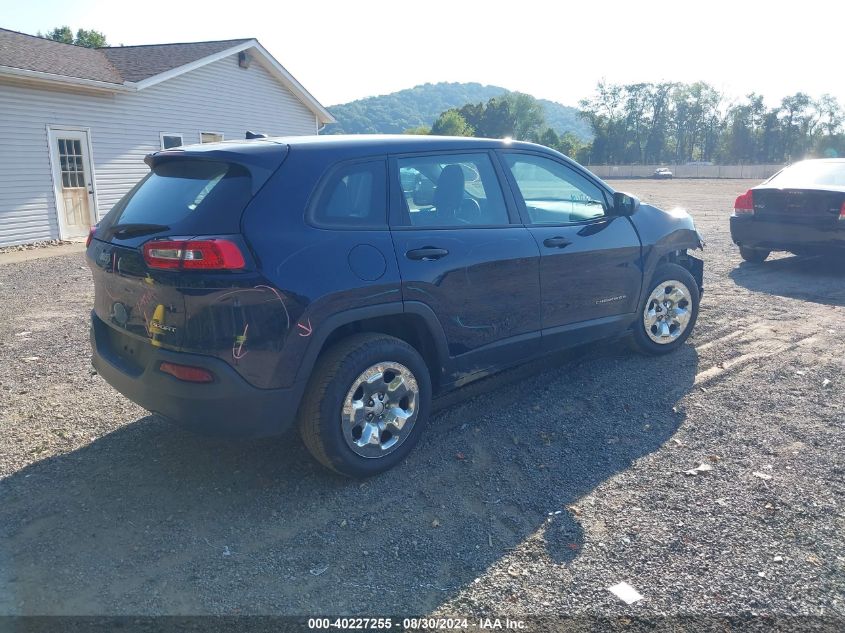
[87,135,704,477]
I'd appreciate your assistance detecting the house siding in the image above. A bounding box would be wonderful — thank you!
[0,52,317,246]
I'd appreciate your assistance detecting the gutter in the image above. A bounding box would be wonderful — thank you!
[0,65,136,92]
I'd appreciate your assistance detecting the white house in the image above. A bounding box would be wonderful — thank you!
[0,28,335,246]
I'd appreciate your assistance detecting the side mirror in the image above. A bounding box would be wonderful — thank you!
[613,191,640,216]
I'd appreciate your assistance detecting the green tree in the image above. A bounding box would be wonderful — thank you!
[431,110,473,137]
[39,26,107,48]
[535,128,585,157]
[539,128,560,149]
[470,97,512,138]
[74,28,108,48]
[817,94,843,137]
[557,132,585,158]
[444,93,546,140]
[502,92,546,140]
[578,81,845,164]
[779,92,812,161]
[322,82,591,140]
[578,81,627,163]
[42,26,73,44]
[403,126,432,135]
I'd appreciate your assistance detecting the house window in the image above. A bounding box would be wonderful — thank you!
[160,133,183,150]
[58,138,85,187]
[200,132,224,144]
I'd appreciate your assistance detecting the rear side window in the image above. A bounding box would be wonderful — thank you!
[109,160,252,229]
[396,153,509,227]
[311,160,387,228]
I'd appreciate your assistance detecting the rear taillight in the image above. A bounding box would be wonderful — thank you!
[733,190,754,216]
[839,201,845,221]
[86,226,96,248]
[159,362,214,383]
[142,239,246,270]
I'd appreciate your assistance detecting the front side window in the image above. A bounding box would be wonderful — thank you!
[397,153,509,227]
[503,153,606,225]
[312,161,387,228]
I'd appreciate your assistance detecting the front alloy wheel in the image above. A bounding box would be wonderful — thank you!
[631,263,700,355]
[643,280,693,344]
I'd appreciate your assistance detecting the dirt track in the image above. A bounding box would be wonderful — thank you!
[0,179,843,619]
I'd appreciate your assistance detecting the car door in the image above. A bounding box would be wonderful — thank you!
[497,151,642,347]
[389,150,541,383]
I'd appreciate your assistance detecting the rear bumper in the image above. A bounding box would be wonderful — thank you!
[90,312,305,438]
[730,216,845,252]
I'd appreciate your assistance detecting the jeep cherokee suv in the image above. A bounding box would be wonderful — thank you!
[87,135,704,477]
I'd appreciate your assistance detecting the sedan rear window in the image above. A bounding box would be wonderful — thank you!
[108,160,252,229]
[768,161,845,187]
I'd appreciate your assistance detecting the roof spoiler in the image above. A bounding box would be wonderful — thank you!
[144,143,289,195]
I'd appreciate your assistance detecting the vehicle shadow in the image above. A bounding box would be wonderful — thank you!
[729,254,845,307]
[0,341,698,615]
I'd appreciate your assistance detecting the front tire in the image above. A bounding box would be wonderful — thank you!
[298,333,431,478]
[632,263,700,355]
[739,245,770,263]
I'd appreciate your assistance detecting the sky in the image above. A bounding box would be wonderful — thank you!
[2,0,843,109]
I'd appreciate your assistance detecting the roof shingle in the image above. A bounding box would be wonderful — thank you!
[99,39,251,83]
[0,28,251,84]
[0,27,123,83]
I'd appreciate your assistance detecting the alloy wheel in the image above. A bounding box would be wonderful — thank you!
[341,362,419,458]
[643,280,693,344]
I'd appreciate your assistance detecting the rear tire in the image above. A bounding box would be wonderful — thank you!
[631,263,700,356]
[739,245,770,263]
[298,333,431,478]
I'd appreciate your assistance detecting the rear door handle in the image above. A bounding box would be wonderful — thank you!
[406,247,449,261]
[543,236,573,248]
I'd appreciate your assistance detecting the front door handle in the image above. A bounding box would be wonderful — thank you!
[543,236,573,248]
[406,247,449,261]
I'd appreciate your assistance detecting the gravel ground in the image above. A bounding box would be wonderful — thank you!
[0,179,843,622]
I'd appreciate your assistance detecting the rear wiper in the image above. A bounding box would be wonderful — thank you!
[107,223,170,238]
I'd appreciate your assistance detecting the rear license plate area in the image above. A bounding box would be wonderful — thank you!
[105,325,146,374]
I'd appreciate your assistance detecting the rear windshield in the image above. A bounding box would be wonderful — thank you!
[104,160,252,231]
[767,161,845,187]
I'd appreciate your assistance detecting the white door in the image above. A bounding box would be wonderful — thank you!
[48,128,96,239]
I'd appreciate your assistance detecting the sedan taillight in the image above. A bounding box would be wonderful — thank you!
[733,190,754,216]
[86,226,96,248]
[142,239,246,270]
[839,201,845,221]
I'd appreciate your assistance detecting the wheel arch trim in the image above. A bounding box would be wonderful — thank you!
[294,301,451,387]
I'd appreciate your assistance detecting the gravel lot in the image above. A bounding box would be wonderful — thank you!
[0,179,843,621]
